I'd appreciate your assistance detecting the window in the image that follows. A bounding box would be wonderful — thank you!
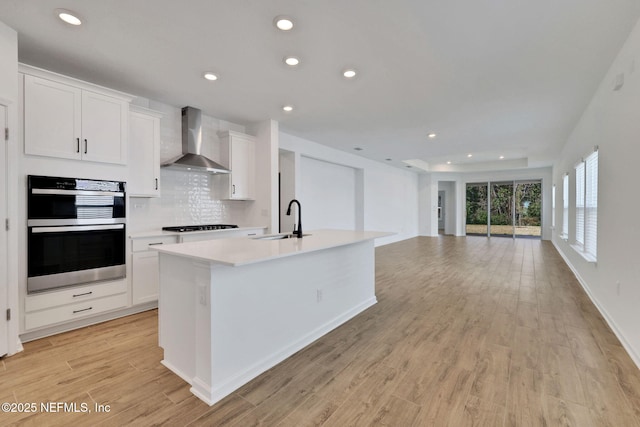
[562,174,569,239]
[584,150,598,259]
[571,149,598,261]
[575,161,585,246]
[551,184,556,228]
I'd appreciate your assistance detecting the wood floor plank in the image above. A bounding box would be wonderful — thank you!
[541,395,595,427]
[505,366,546,427]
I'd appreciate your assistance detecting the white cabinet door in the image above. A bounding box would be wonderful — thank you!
[81,90,128,164]
[230,136,254,199]
[219,131,255,200]
[132,251,160,305]
[129,108,161,197]
[24,75,82,160]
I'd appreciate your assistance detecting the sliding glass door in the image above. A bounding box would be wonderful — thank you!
[514,181,542,237]
[489,182,514,237]
[466,180,542,239]
[466,183,489,235]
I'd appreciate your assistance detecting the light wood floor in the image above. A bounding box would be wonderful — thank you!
[3,236,640,426]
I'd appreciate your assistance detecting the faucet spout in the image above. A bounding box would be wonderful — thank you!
[286,199,303,238]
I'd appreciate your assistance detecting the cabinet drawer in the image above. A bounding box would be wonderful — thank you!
[131,236,178,252]
[25,293,129,331]
[25,279,127,312]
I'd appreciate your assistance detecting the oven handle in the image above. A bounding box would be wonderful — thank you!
[28,218,126,227]
[31,224,125,233]
[31,189,125,197]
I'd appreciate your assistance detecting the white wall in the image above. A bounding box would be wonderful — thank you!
[552,16,640,367]
[246,120,279,233]
[279,132,419,245]
[0,20,20,355]
[299,156,357,231]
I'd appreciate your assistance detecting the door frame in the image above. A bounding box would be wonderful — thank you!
[0,103,8,356]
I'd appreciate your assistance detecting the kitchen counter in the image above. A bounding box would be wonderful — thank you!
[155,228,392,406]
[152,229,392,266]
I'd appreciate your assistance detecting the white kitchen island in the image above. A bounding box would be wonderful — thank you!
[152,229,392,406]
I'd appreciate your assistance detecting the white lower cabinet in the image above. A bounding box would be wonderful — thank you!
[132,251,160,305]
[24,280,128,330]
[131,235,178,306]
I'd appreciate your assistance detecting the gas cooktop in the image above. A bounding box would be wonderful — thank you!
[162,224,239,232]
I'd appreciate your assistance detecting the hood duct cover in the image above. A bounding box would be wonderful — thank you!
[161,106,230,174]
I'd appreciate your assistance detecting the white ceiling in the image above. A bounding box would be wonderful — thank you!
[1,0,639,171]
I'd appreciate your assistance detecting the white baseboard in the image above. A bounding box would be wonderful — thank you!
[551,240,640,370]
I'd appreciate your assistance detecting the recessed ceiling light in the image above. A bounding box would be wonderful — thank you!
[283,105,294,112]
[428,133,437,139]
[499,155,505,159]
[447,161,451,164]
[386,158,392,161]
[354,147,363,151]
[274,16,294,31]
[284,56,300,66]
[343,69,357,79]
[467,154,473,158]
[56,9,82,26]
[406,165,412,168]
[203,72,218,81]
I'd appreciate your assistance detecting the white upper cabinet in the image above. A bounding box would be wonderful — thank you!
[22,66,132,165]
[128,106,162,197]
[219,130,255,200]
[81,90,128,164]
[24,75,82,160]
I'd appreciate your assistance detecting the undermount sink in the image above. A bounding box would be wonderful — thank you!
[253,233,311,240]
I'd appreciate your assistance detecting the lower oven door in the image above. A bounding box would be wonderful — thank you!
[27,223,126,293]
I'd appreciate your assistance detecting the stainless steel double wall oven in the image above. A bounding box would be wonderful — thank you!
[27,175,126,293]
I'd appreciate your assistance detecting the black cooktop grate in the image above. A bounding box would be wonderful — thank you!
[162,224,239,232]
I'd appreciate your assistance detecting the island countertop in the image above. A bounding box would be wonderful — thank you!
[151,229,393,266]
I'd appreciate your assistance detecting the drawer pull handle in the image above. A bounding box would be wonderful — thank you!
[76,138,80,153]
[73,307,93,314]
[155,178,159,190]
[84,139,88,154]
[248,233,256,236]
[72,291,93,298]
[148,242,164,246]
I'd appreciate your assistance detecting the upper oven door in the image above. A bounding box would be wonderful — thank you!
[28,175,125,224]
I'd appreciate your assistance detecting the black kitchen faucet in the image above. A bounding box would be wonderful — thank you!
[286,199,303,238]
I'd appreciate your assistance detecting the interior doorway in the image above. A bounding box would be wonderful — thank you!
[438,191,445,232]
[466,179,542,239]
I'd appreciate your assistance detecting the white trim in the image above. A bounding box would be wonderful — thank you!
[570,243,597,264]
[552,240,640,370]
[19,63,134,101]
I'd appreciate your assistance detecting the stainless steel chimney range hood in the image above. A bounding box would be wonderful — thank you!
[161,106,230,174]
